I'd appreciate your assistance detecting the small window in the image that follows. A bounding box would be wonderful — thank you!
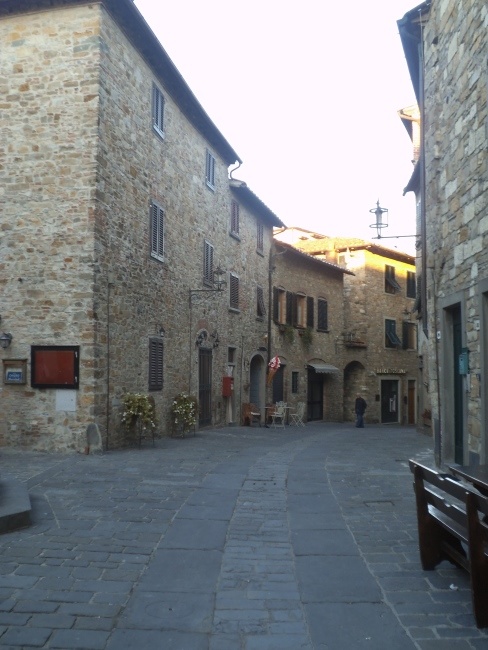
[403,321,417,350]
[291,371,299,394]
[273,287,286,324]
[205,149,215,189]
[306,296,314,328]
[257,286,266,319]
[385,319,402,348]
[148,337,164,391]
[257,222,264,253]
[229,273,239,310]
[31,345,79,389]
[231,200,240,237]
[406,271,416,298]
[150,201,165,262]
[317,298,328,331]
[152,84,165,137]
[203,240,214,286]
[385,265,401,294]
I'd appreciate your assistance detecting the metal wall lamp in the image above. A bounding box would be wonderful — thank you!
[189,266,227,304]
[0,332,13,349]
[369,199,419,244]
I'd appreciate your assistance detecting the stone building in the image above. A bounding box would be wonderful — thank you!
[269,241,352,422]
[398,1,488,464]
[275,229,418,425]
[0,0,282,451]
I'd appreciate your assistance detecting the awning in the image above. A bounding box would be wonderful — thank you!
[307,362,339,374]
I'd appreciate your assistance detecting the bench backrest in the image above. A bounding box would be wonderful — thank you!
[409,460,488,535]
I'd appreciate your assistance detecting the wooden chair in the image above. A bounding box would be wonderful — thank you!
[290,402,306,427]
[242,403,261,427]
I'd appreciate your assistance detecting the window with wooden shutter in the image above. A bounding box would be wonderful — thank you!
[385,319,402,348]
[385,265,401,294]
[148,337,164,391]
[231,200,240,236]
[317,298,328,331]
[296,294,306,328]
[307,296,314,328]
[150,201,164,262]
[406,271,416,298]
[286,291,293,325]
[257,222,264,253]
[402,321,417,350]
[229,273,239,310]
[205,149,215,189]
[257,285,266,319]
[152,84,165,137]
[203,240,214,286]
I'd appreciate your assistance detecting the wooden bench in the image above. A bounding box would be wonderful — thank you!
[409,459,488,627]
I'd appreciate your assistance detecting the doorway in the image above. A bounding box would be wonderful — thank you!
[381,379,399,423]
[307,369,323,420]
[198,347,212,426]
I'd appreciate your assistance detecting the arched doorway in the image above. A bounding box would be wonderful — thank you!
[249,354,265,411]
[343,361,367,422]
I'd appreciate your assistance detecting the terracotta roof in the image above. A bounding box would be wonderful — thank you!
[274,240,354,276]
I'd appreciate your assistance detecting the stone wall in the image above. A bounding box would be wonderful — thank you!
[422,0,487,461]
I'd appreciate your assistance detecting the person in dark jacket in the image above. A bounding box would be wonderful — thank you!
[355,395,367,428]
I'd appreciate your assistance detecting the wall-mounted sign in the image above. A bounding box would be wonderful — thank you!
[375,368,407,375]
[3,359,27,385]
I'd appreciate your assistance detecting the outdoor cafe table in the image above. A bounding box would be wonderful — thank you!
[448,464,488,496]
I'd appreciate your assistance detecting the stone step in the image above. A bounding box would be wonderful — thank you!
[0,475,31,534]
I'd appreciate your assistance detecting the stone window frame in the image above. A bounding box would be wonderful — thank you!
[150,201,165,263]
[152,83,165,139]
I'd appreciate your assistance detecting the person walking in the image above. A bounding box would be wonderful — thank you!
[355,394,367,428]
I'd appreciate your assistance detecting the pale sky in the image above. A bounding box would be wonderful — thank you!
[134,0,419,255]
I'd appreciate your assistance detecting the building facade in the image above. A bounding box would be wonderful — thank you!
[0,0,282,450]
[275,229,419,425]
[399,0,488,464]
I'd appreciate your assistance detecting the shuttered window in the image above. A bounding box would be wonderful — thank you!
[203,240,214,286]
[231,200,240,236]
[257,222,264,253]
[152,84,165,137]
[317,298,328,331]
[257,286,266,318]
[406,271,416,298]
[307,296,314,328]
[205,149,215,189]
[286,291,293,325]
[385,319,402,348]
[385,265,401,294]
[148,337,164,391]
[150,201,164,262]
[230,273,239,310]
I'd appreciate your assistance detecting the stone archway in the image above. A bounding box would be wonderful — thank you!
[343,361,367,422]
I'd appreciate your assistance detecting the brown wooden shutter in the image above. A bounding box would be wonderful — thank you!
[307,296,314,328]
[273,287,279,322]
[149,338,163,391]
[286,291,293,325]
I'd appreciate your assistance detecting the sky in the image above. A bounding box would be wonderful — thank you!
[133,0,419,255]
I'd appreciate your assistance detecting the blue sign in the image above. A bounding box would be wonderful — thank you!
[6,370,23,382]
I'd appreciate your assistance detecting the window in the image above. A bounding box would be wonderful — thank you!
[257,222,264,253]
[385,319,402,348]
[317,298,328,331]
[229,273,239,310]
[152,84,165,137]
[296,294,306,328]
[307,296,314,328]
[286,291,293,325]
[291,371,299,394]
[273,287,286,324]
[230,200,240,237]
[403,321,417,350]
[257,286,266,319]
[148,337,164,391]
[205,149,215,189]
[150,201,164,262]
[31,345,79,389]
[385,265,401,294]
[406,271,416,298]
[203,240,214,286]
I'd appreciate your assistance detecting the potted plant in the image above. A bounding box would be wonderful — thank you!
[121,393,156,441]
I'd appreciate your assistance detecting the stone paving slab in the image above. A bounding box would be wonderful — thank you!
[0,423,487,648]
